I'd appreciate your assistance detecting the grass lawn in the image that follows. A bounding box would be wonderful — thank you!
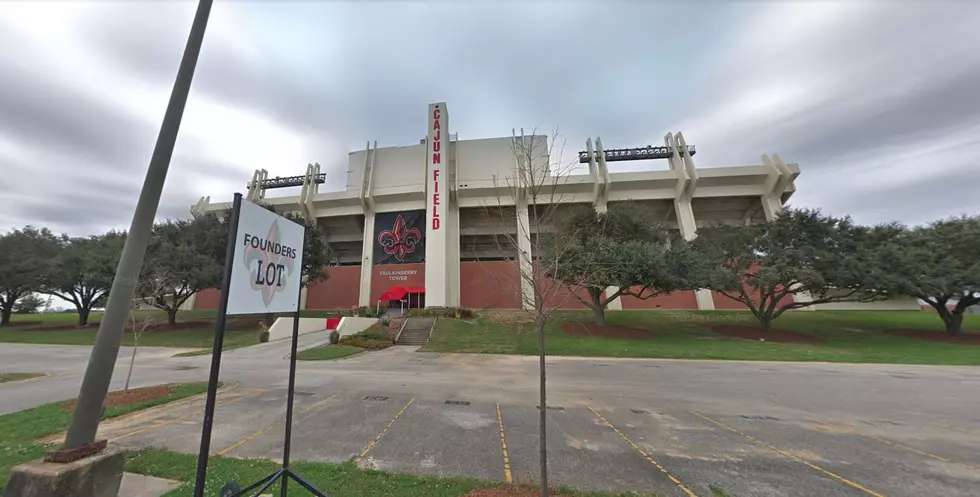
[0,309,349,351]
[4,309,343,328]
[125,449,647,497]
[296,344,364,361]
[421,310,980,365]
[0,327,259,351]
[0,373,44,384]
[0,382,210,488]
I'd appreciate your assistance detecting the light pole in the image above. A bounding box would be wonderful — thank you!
[63,0,214,450]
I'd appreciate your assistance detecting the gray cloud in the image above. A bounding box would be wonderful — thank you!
[1,1,979,237]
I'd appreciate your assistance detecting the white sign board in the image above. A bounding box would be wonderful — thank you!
[226,200,305,315]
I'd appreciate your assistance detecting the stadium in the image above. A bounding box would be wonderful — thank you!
[188,102,806,312]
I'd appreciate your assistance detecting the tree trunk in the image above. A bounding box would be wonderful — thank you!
[124,334,139,391]
[166,308,177,327]
[943,311,964,336]
[0,305,11,327]
[759,312,773,332]
[263,312,275,328]
[537,315,548,497]
[587,288,606,327]
[77,307,90,326]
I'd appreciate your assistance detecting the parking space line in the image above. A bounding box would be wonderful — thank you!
[690,411,885,497]
[588,407,698,497]
[932,422,980,435]
[109,388,268,443]
[811,422,980,472]
[217,393,340,456]
[355,397,415,462]
[495,402,513,483]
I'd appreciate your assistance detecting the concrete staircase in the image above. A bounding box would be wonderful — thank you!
[395,317,435,346]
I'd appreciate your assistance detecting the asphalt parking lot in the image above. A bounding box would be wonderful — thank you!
[91,383,980,497]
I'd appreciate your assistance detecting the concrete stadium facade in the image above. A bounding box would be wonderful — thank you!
[189,102,814,312]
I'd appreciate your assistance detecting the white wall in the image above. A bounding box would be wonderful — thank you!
[348,144,426,192]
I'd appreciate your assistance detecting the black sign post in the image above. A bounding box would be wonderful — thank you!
[193,193,242,497]
[193,193,329,497]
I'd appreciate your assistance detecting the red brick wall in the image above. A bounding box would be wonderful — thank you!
[193,288,221,310]
[620,289,698,310]
[306,266,362,310]
[460,261,522,309]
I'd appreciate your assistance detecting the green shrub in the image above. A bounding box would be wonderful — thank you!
[357,327,390,341]
[407,307,476,319]
[343,306,387,318]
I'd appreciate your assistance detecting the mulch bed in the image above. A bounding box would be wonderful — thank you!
[561,321,657,340]
[60,384,176,411]
[712,325,822,343]
[886,329,980,345]
[462,489,568,497]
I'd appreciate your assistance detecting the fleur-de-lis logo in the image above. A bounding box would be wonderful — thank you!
[377,215,421,261]
[242,220,295,306]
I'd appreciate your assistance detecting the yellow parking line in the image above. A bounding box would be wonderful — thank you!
[588,407,698,497]
[810,421,980,472]
[110,389,267,443]
[355,398,415,462]
[217,393,340,456]
[495,402,513,483]
[933,422,980,436]
[690,411,885,497]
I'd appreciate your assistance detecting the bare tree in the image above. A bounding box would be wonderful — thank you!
[477,129,602,496]
[124,280,159,391]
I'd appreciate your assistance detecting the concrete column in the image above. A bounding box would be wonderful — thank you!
[424,102,449,307]
[674,197,716,310]
[299,286,309,311]
[760,194,782,222]
[592,187,622,312]
[605,287,623,310]
[358,212,375,306]
[447,199,461,307]
[516,199,535,311]
[180,292,196,311]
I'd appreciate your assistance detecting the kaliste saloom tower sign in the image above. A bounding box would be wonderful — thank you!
[193,194,330,497]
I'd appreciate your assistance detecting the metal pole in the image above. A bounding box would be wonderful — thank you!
[63,0,214,449]
[280,247,306,497]
[193,193,242,497]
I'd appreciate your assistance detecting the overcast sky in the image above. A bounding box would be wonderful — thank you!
[2,0,979,237]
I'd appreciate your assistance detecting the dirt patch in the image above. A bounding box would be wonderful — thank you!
[462,489,568,497]
[60,384,177,411]
[712,325,822,343]
[561,321,657,340]
[8,320,44,327]
[886,329,980,345]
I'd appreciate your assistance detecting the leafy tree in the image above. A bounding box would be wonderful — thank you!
[13,294,46,314]
[40,232,125,325]
[542,203,708,326]
[0,227,59,326]
[140,216,225,326]
[877,216,980,335]
[694,208,885,330]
